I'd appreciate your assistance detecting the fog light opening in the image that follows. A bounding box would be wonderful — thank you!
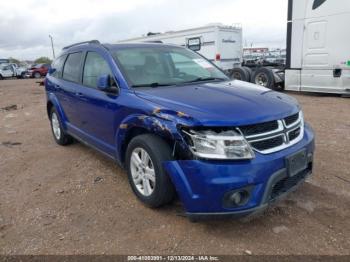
[223,187,253,208]
[227,190,250,207]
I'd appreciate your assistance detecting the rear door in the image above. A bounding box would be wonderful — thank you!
[59,52,84,129]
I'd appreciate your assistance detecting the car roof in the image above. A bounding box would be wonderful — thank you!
[61,42,183,55]
[104,42,180,50]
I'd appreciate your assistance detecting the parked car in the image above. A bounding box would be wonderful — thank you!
[0,63,28,79]
[0,64,14,79]
[8,63,28,78]
[28,63,50,78]
[45,40,315,220]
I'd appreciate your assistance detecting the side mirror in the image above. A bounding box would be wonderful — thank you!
[48,68,56,74]
[97,74,111,91]
[97,74,118,94]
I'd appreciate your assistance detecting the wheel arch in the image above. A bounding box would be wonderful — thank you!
[115,114,178,166]
[46,94,68,129]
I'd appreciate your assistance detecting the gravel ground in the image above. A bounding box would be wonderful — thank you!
[0,79,349,255]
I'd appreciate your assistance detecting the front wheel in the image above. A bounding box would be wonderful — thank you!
[126,134,176,208]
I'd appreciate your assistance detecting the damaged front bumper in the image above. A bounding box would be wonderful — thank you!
[163,124,315,218]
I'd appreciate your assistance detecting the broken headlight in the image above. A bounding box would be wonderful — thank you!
[182,129,255,160]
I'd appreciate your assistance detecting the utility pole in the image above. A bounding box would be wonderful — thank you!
[49,35,55,59]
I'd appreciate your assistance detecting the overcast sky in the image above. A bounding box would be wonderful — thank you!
[0,0,288,60]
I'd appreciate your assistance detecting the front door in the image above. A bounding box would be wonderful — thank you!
[74,51,120,156]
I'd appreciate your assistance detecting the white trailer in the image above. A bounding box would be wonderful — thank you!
[285,0,350,94]
[118,24,243,71]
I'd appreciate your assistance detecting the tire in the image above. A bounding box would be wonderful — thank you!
[126,134,176,208]
[49,107,73,146]
[229,67,250,82]
[0,75,3,80]
[242,66,253,82]
[252,67,276,89]
[34,72,41,79]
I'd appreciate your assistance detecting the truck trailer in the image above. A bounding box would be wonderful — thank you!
[119,0,350,95]
[118,24,243,71]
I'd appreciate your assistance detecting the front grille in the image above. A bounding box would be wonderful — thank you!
[288,127,301,141]
[284,113,299,126]
[269,168,309,201]
[239,121,278,136]
[239,112,303,154]
[251,136,284,151]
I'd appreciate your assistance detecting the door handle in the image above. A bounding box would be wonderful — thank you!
[55,84,61,89]
[75,92,84,97]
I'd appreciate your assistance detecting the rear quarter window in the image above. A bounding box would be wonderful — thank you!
[63,52,82,83]
[51,55,66,78]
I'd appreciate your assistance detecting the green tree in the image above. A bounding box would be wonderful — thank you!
[34,57,52,64]
[8,57,21,64]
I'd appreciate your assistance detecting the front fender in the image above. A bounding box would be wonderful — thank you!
[114,113,182,163]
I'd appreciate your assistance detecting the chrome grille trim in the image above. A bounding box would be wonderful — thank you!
[245,120,284,139]
[238,111,304,154]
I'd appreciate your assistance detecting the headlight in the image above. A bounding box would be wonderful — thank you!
[182,129,255,160]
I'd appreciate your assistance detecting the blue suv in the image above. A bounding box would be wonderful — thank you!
[45,40,315,220]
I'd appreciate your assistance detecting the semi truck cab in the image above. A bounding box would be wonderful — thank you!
[285,0,350,95]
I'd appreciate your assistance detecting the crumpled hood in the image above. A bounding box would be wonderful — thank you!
[134,80,300,126]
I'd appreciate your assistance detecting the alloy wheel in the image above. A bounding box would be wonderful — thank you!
[51,112,61,140]
[130,147,156,196]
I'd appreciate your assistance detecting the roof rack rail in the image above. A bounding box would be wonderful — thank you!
[143,40,163,43]
[62,40,100,50]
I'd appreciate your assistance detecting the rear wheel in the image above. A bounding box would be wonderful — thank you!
[229,67,250,82]
[252,67,276,89]
[242,66,253,82]
[34,72,41,78]
[50,108,73,145]
[126,134,176,207]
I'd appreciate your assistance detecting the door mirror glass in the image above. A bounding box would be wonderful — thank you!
[97,74,111,91]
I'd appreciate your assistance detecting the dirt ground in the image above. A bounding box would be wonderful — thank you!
[0,79,349,255]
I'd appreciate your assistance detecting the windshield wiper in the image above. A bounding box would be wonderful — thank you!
[131,82,175,88]
[184,77,227,83]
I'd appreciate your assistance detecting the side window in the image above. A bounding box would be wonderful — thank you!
[312,0,326,10]
[63,52,82,83]
[51,55,66,78]
[83,52,112,88]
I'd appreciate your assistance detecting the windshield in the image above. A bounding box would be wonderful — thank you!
[112,46,228,87]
